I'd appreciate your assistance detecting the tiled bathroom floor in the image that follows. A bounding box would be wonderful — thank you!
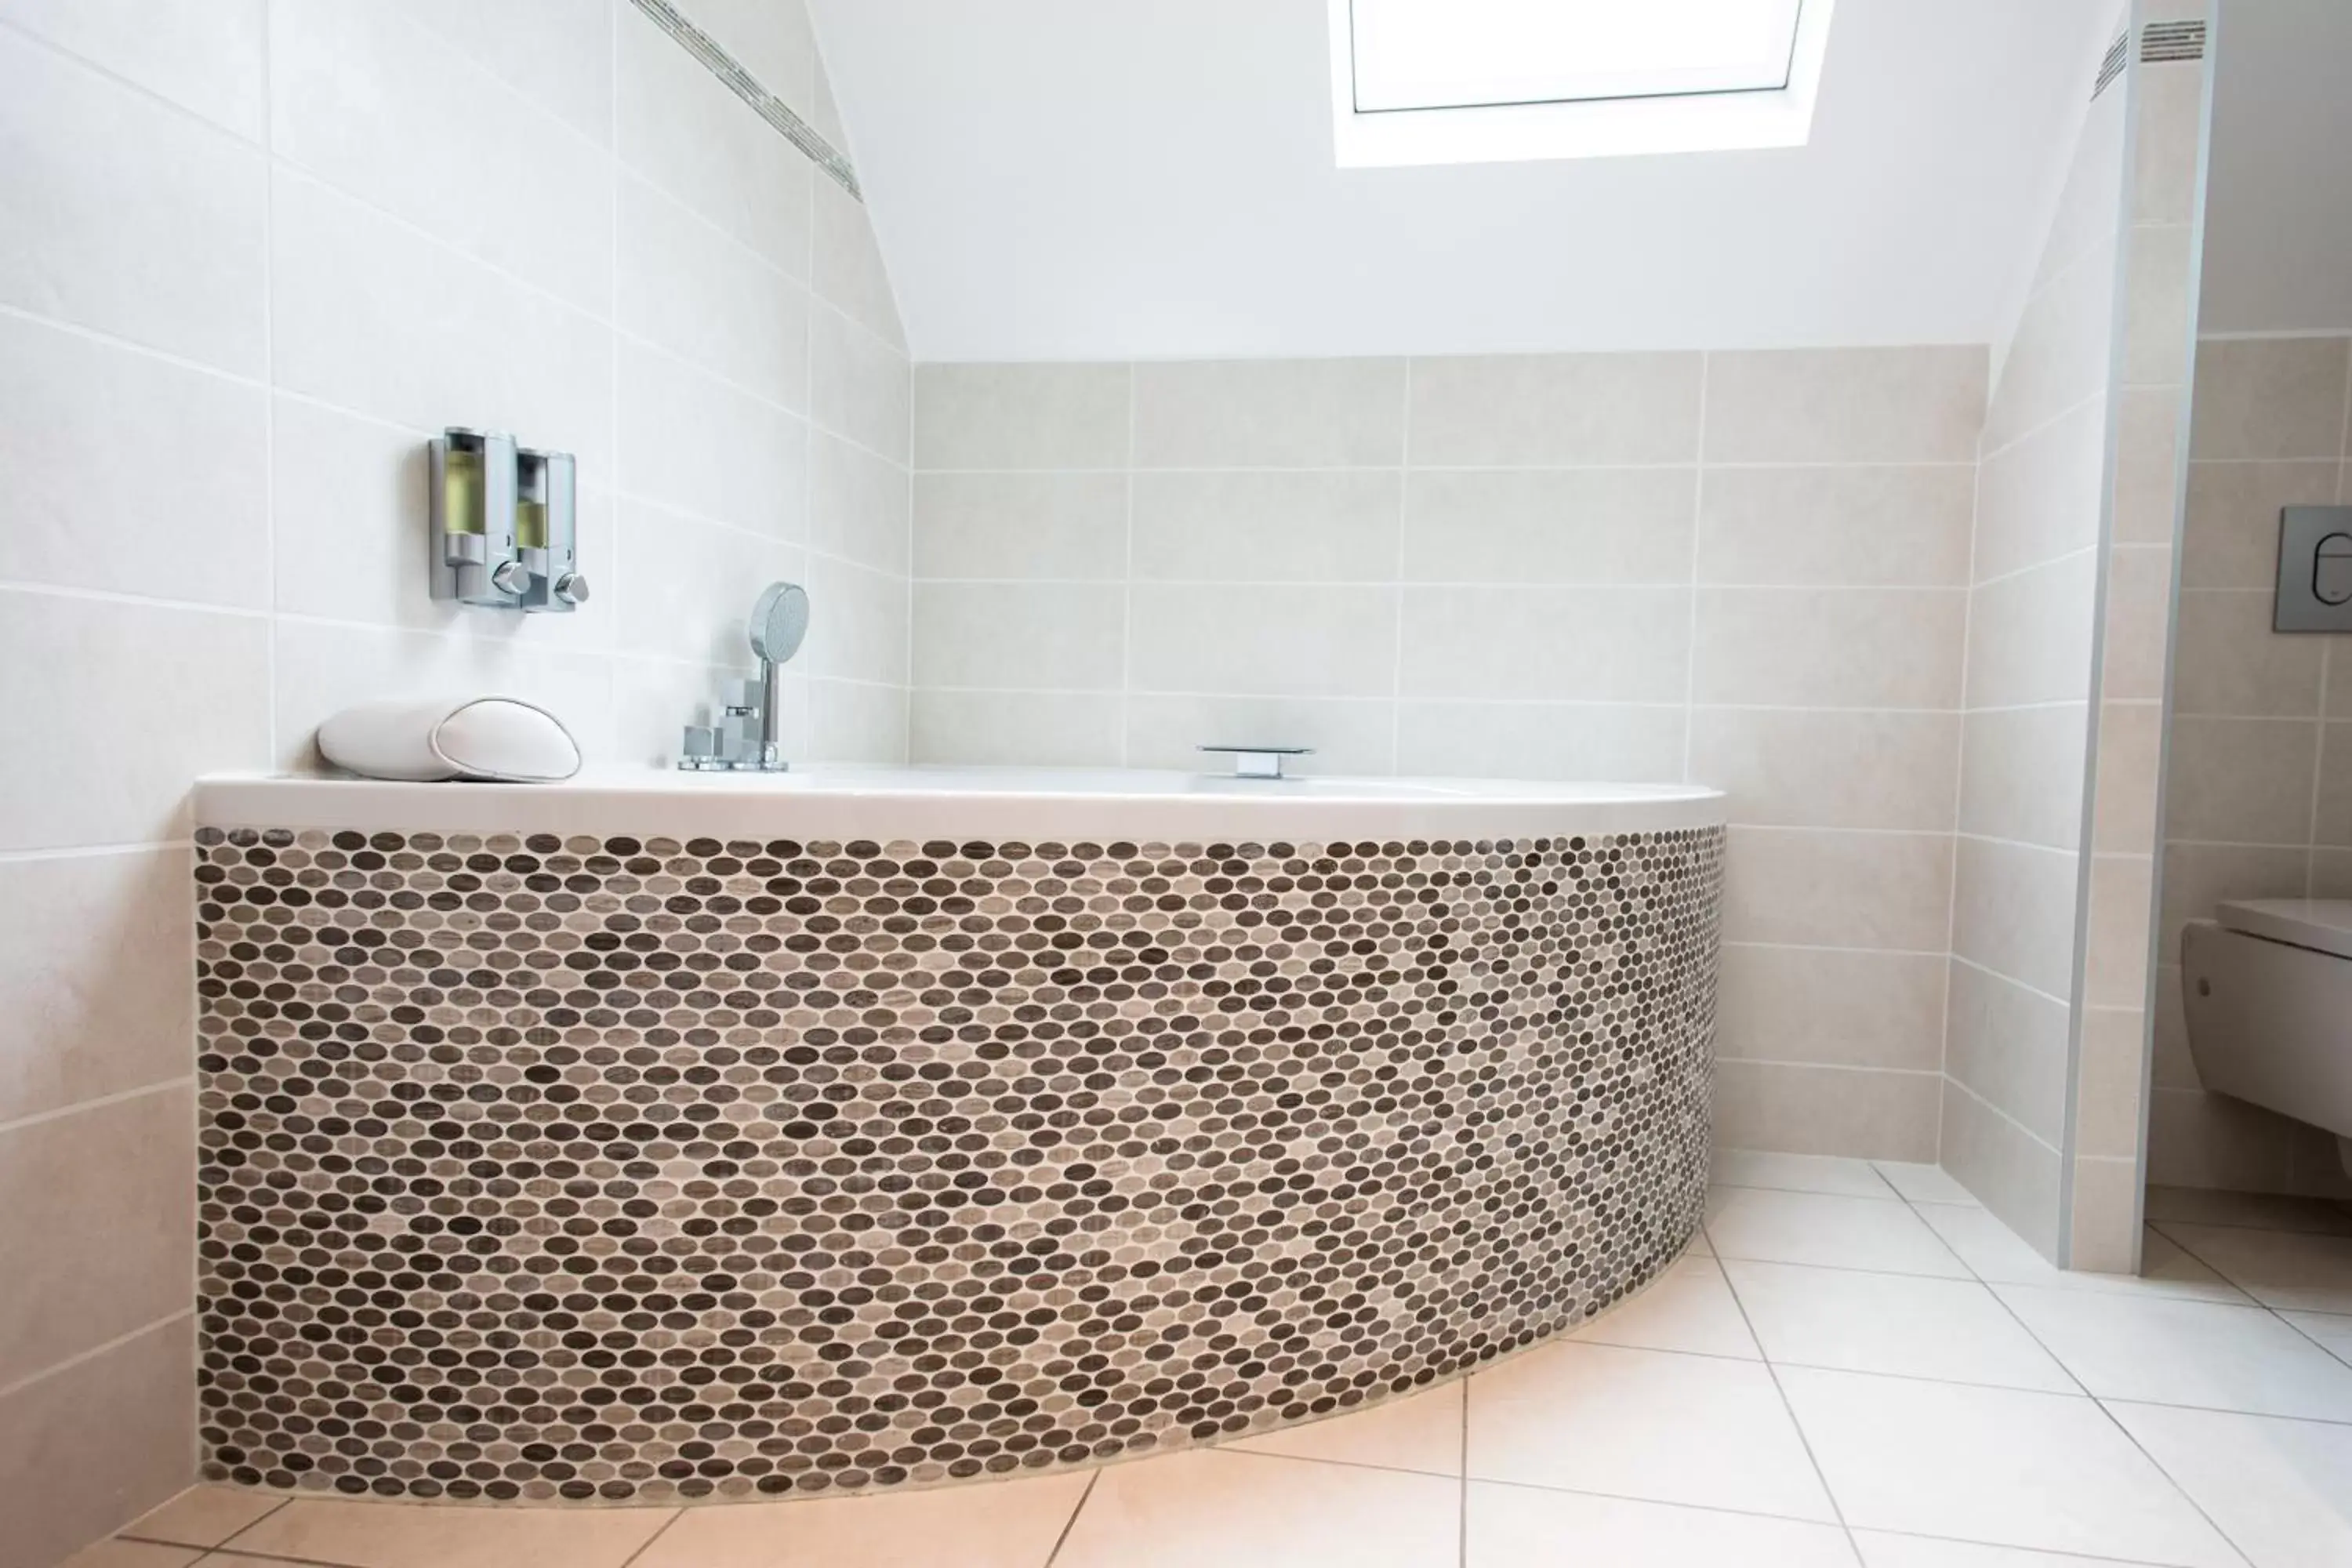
[74,1157,2352,1568]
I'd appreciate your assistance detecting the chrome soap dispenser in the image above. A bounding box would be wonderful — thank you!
[517,446,588,613]
[430,428,524,607]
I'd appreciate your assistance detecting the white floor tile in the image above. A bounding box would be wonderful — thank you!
[1225,1381,1463,1475]
[2155,1223,2352,1313]
[1716,1149,1902,1200]
[1873,1162,1982,1207]
[1465,1480,1854,1567]
[1570,1256,1762,1359]
[1775,1367,2238,1568]
[1465,1340,1835,1522]
[630,1472,1090,1568]
[2144,1186,2352,1236]
[1051,1450,1461,1568]
[1706,1186,1970,1278]
[1852,1532,2181,1566]
[1725,1261,2073,1392]
[2282,1310,2352,1365]
[1918,1209,2249,1303]
[221,1498,677,1568]
[1995,1286,2352,1421]
[2110,1400,2352,1568]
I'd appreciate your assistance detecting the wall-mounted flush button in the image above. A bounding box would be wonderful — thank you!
[2275,508,2352,630]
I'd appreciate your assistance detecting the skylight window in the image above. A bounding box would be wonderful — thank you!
[1330,0,1836,168]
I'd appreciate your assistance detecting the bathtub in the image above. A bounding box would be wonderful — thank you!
[191,765,1726,1504]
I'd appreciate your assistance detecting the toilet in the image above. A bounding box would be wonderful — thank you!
[2181,899,2352,1174]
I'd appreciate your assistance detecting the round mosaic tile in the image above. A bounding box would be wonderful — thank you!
[194,825,1722,1504]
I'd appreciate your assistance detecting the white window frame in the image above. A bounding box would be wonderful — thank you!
[1327,0,1838,169]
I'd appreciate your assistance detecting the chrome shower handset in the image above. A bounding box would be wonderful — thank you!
[677,581,810,771]
[750,580,811,666]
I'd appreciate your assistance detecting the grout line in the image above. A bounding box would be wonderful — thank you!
[1679,354,1711,787]
[614,1506,688,1568]
[1040,1468,1099,1568]
[1392,359,1411,779]
[0,839,193,865]
[0,1076,195,1140]
[0,1309,192,1403]
[1117,365,1136,769]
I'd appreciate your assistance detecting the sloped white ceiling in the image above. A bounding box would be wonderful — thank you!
[808,0,2116,362]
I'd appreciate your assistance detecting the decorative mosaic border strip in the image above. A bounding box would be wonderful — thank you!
[629,0,861,198]
[196,824,1722,1503]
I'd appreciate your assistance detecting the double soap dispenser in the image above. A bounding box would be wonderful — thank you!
[429,427,588,612]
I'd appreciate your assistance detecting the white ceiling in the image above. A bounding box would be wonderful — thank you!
[808,0,2117,363]
[2200,0,2352,336]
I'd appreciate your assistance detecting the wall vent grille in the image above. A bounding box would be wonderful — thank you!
[2143,19,2208,63]
[627,0,861,198]
[2092,31,2128,98]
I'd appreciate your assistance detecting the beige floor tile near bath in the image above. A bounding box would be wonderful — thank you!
[2108,1399,2352,1568]
[55,1542,200,1568]
[1465,1480,1853,1567]
[1570,1254,1762,1359]
[2155,1222,2352,1312]
[630,1472,1091,1568]
[1776,1367,2238,1568]
[120,1486,285,1548]
[1920,1209,2249,1303]
[1706,1186,1970,1277]
[1725,1261,2073,1391]
[1051,1449,1461,1568]
[1466,1340,1835,1521]
[1715,1149,1902,1199]
[1852,1533,2181,1566]
[1995,1286,2352,1421]
[1872,1161,1982,1207]
[219,1497,677,1568]
[1225,1380,1463,1475]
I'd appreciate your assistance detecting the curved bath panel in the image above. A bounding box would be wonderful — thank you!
[193,771,1722,1504]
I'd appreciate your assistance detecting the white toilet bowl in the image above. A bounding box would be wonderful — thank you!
[2181,899,2352,1174]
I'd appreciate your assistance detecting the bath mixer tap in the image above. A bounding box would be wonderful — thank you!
[678,581,810,771]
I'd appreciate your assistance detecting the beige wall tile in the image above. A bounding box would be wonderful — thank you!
[2189,337,2350,461]
[2068,1156,2143,1273]
[1134,471,1401,583]
[1986,242,2114,454]
[616,1,808,280]
[913,473,1127,581]
[2034,85,2125,292]
[2318,723,2352,847]
[0,849,193,1126]
[807,677,906,765]
[617,504,800,665]
[1134,358,1404,468]
[1704,347,1987,464]
[1950,835,2082,1000]
[0,1087,193,1388]
[813,178,905,350]
[2156,841,2309,964]
[0,1318,191,1568]
[0,28,266,375]
[2082,852,2154,1008]
[1940,1084,2064,1261]
[685,0,817,114]
[1399,586,1689,703]
[810,307,910,463]
[1403,469,1693,584]
[1962,551,2097,710]
[275,0,613,311]
[2181,460,2338,589]
[1391,702,1683,782]
[1125,695,1396,775]
[2163,716,2318,844]
[1712,1062,1940,1161]
[2169,590,2325,716]
[1945,957,2071,1147]
[910,583,1120,692]
[1692,589,1965,710]
[1714,946,1946,1073]
[1958,704,2092,851]
[1695,466,1974,588]
[2112,387,2186,546]
[407,0,612,148]
[2147,1084,2299,1192]
[2075,1008,2151,1160]
[1688,709,1960,831]
[0,593,270,851]
[619,340,810,541]
[811,433,910,575]
[2091,701,2164,853]
[1131,584,1398,699]
[616,174,803,413]
[2133,62,2205,225]
[1972,400,2107,584]
[2121,223,2194,388]
[2098,543,2176,702]
[0,0,264,138]
[1407,352,1700,466]
[1719,828,1954,952]
[0,314,269,610]
[913,364,1130,470]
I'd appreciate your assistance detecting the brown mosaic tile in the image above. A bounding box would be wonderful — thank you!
[193,826,1722,1504]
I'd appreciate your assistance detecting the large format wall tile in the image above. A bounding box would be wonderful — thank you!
[0,1318,192,1568]
[617,174,805,413]
[1133,358,1405,469]
[913,364,1131,470]
[1132,584,1399,699]
[1715,946,1947,1074]
[1696,466,1973,588]
[1135,471,1401,582]
[0,0,266,138]
[1408,352,1702,466]
[1399,586,1690,702]
[1688,709,1960,832]
[1403,470,1693,584]
[912,582,1123,691]
[618,339,811,542]
[1704,347,1987,465]
[913,472,1127,580]
[1692,590,1965,710]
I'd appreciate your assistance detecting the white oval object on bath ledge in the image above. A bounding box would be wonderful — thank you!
[314,695,581,783]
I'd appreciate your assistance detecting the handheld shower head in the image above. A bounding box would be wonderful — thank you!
[749,581,811,666]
